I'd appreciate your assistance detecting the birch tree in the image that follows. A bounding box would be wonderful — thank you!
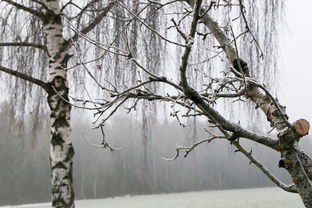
[0,0,116,207]
[2,0,311,207]
[74,1,312,207]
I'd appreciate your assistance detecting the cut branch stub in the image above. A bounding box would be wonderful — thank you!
[278,119,310,150]
[294,119,310,136]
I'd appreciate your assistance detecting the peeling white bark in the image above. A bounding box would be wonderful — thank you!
[44,0,74,207]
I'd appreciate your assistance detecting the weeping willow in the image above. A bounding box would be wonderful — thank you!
[0,0,284,141]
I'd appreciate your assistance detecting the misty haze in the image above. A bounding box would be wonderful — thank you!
[0,0,311,208]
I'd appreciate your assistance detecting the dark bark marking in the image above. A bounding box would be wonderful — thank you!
[232,58,249,76]
[52,162,67,170]
[44,11,62,24]
[64,146,74,163]
[51,133,65,146]
[54,114,70,128]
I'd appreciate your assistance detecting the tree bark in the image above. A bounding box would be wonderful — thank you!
[44,0,74,207]
[283,150,312,207]
[183,2,312,207]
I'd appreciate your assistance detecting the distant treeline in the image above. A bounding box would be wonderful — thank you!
[0,101,311,206]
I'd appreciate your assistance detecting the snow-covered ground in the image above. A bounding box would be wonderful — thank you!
[1,187,304,208]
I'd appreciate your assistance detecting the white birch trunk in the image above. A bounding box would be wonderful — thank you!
[44,0,74,207]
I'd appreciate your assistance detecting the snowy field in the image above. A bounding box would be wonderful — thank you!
[1,187,304,208]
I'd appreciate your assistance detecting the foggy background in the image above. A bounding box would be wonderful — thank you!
[1,100,311,206]
[1,0,312,206]
[280,0,312,123]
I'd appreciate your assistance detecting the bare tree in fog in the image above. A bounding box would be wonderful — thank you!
[74,1,312,207]
[2,0,310,207]
[0,1,116,207]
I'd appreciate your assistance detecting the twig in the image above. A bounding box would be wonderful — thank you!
[234,141,297,193]
[163,133,226,161]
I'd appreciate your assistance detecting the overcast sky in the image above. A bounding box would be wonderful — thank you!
[279,0,312,126]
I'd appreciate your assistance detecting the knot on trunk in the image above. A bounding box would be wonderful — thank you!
[228,126,242,143]
[278,159,292,169]
[232,58,249,76]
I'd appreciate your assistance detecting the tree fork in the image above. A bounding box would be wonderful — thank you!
[182,1,312,206]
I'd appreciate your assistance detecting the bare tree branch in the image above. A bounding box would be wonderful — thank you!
[2,0,45,21]
[181,1,312,202]
[117,0,187,47]
[61,0,100,16]
[0,65,49,92]
[238,0,264,58]
[69,1,116,43]
[83,126,121,151]
[163,131,226,160]
[196,5,291,132]
[0,42,47,51]
[174,0,279,149]
[234,141,298,193]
